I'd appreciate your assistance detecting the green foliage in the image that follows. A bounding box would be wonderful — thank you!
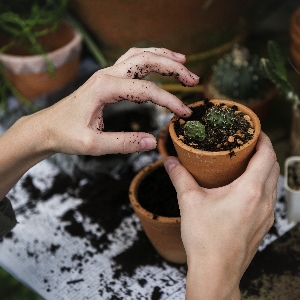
[206,105,237,128]
[260,40,300,109]
[0,0,69,54]
[212,44,268,100]
[184,120,206,141]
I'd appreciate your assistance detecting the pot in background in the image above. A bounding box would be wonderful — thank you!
[0,21,82,100]
[128,159,186,264]
[157,124,177,158]
[284,156,300,222]
[203,77,277,122]
[290,7,300,72]
[71,0,253,76]
[169,99,261,188]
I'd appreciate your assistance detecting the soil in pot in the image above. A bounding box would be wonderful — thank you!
[137,165,179,218]
[174,99,254,154]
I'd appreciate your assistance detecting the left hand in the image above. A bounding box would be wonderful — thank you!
[31,47,199,156]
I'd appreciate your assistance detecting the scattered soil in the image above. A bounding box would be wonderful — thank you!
[174,99,254,152]
[137,166,179,218]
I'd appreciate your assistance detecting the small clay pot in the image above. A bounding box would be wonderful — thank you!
[203,76,277,121]
[128,159,186,264]
[290,8,300,72]
[0,21,82,100]
[169,99,261,188]
[157,124,177,158]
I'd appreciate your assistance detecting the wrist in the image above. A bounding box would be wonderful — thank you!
[185,255,241,300]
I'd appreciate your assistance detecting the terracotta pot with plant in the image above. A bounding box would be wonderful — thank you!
[0,0,82,106]
[169,99,261,188]
[129,159,186,264]
[203,44,277,121]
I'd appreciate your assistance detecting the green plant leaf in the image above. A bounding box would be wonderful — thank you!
[267,40,287,80]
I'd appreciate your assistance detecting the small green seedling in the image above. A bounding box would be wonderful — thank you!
[184,120,206,141]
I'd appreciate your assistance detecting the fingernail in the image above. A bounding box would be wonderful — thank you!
[184,105,193,115]
[173,52,186,59]
[164,157,179,173]
[189,71,200,80]
[140,136,157,151]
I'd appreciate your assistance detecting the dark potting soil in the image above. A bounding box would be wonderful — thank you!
[137,166,179,218]
[174,99,254,152]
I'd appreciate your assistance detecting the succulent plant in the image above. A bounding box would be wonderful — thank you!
[205,105,237,128]
[260,40,300,109]
[183,120,206,141]
[211,44,267,100]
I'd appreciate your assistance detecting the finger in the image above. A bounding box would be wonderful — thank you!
[241,132,278,186]
[114,47,187,65]
[164,156,200,198]
[83,131,157,155]
[88,74,193,118]
[103,51,199,87]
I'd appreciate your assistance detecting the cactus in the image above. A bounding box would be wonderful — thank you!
[184,121,206,141]
[211,44,267,100]
[260,40,300,109]
[205,105,237,128]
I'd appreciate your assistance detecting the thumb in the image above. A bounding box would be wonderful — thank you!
[95,132,157,155]
[164,156,200,198]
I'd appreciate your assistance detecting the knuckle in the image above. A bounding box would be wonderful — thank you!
[245,182,263,200]
[90,72,109,85]
[80,135,98,154]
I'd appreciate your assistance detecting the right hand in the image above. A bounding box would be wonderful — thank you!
[164,131,279,299]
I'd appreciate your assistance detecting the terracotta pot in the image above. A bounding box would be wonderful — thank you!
[128,159,186,264]
[157,124,177,158]
[290,7,300,72]
[70,0,252,76]
[0,21,82,100]
[203,76,277,122]
[290,107,300,156]
[169,99,261,188]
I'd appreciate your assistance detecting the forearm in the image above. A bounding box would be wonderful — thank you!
[0,113,53,200]
[185,256,241,300]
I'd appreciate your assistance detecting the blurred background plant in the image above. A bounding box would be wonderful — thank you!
[0,0,69,111]
[260,40,300,108]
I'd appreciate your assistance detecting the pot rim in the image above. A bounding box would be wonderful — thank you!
[169,99,261,156]
[128,159,181,223]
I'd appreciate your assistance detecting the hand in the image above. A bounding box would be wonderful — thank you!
[164,132,279,300]
[0,47,199,199]
[30,47,199,156]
